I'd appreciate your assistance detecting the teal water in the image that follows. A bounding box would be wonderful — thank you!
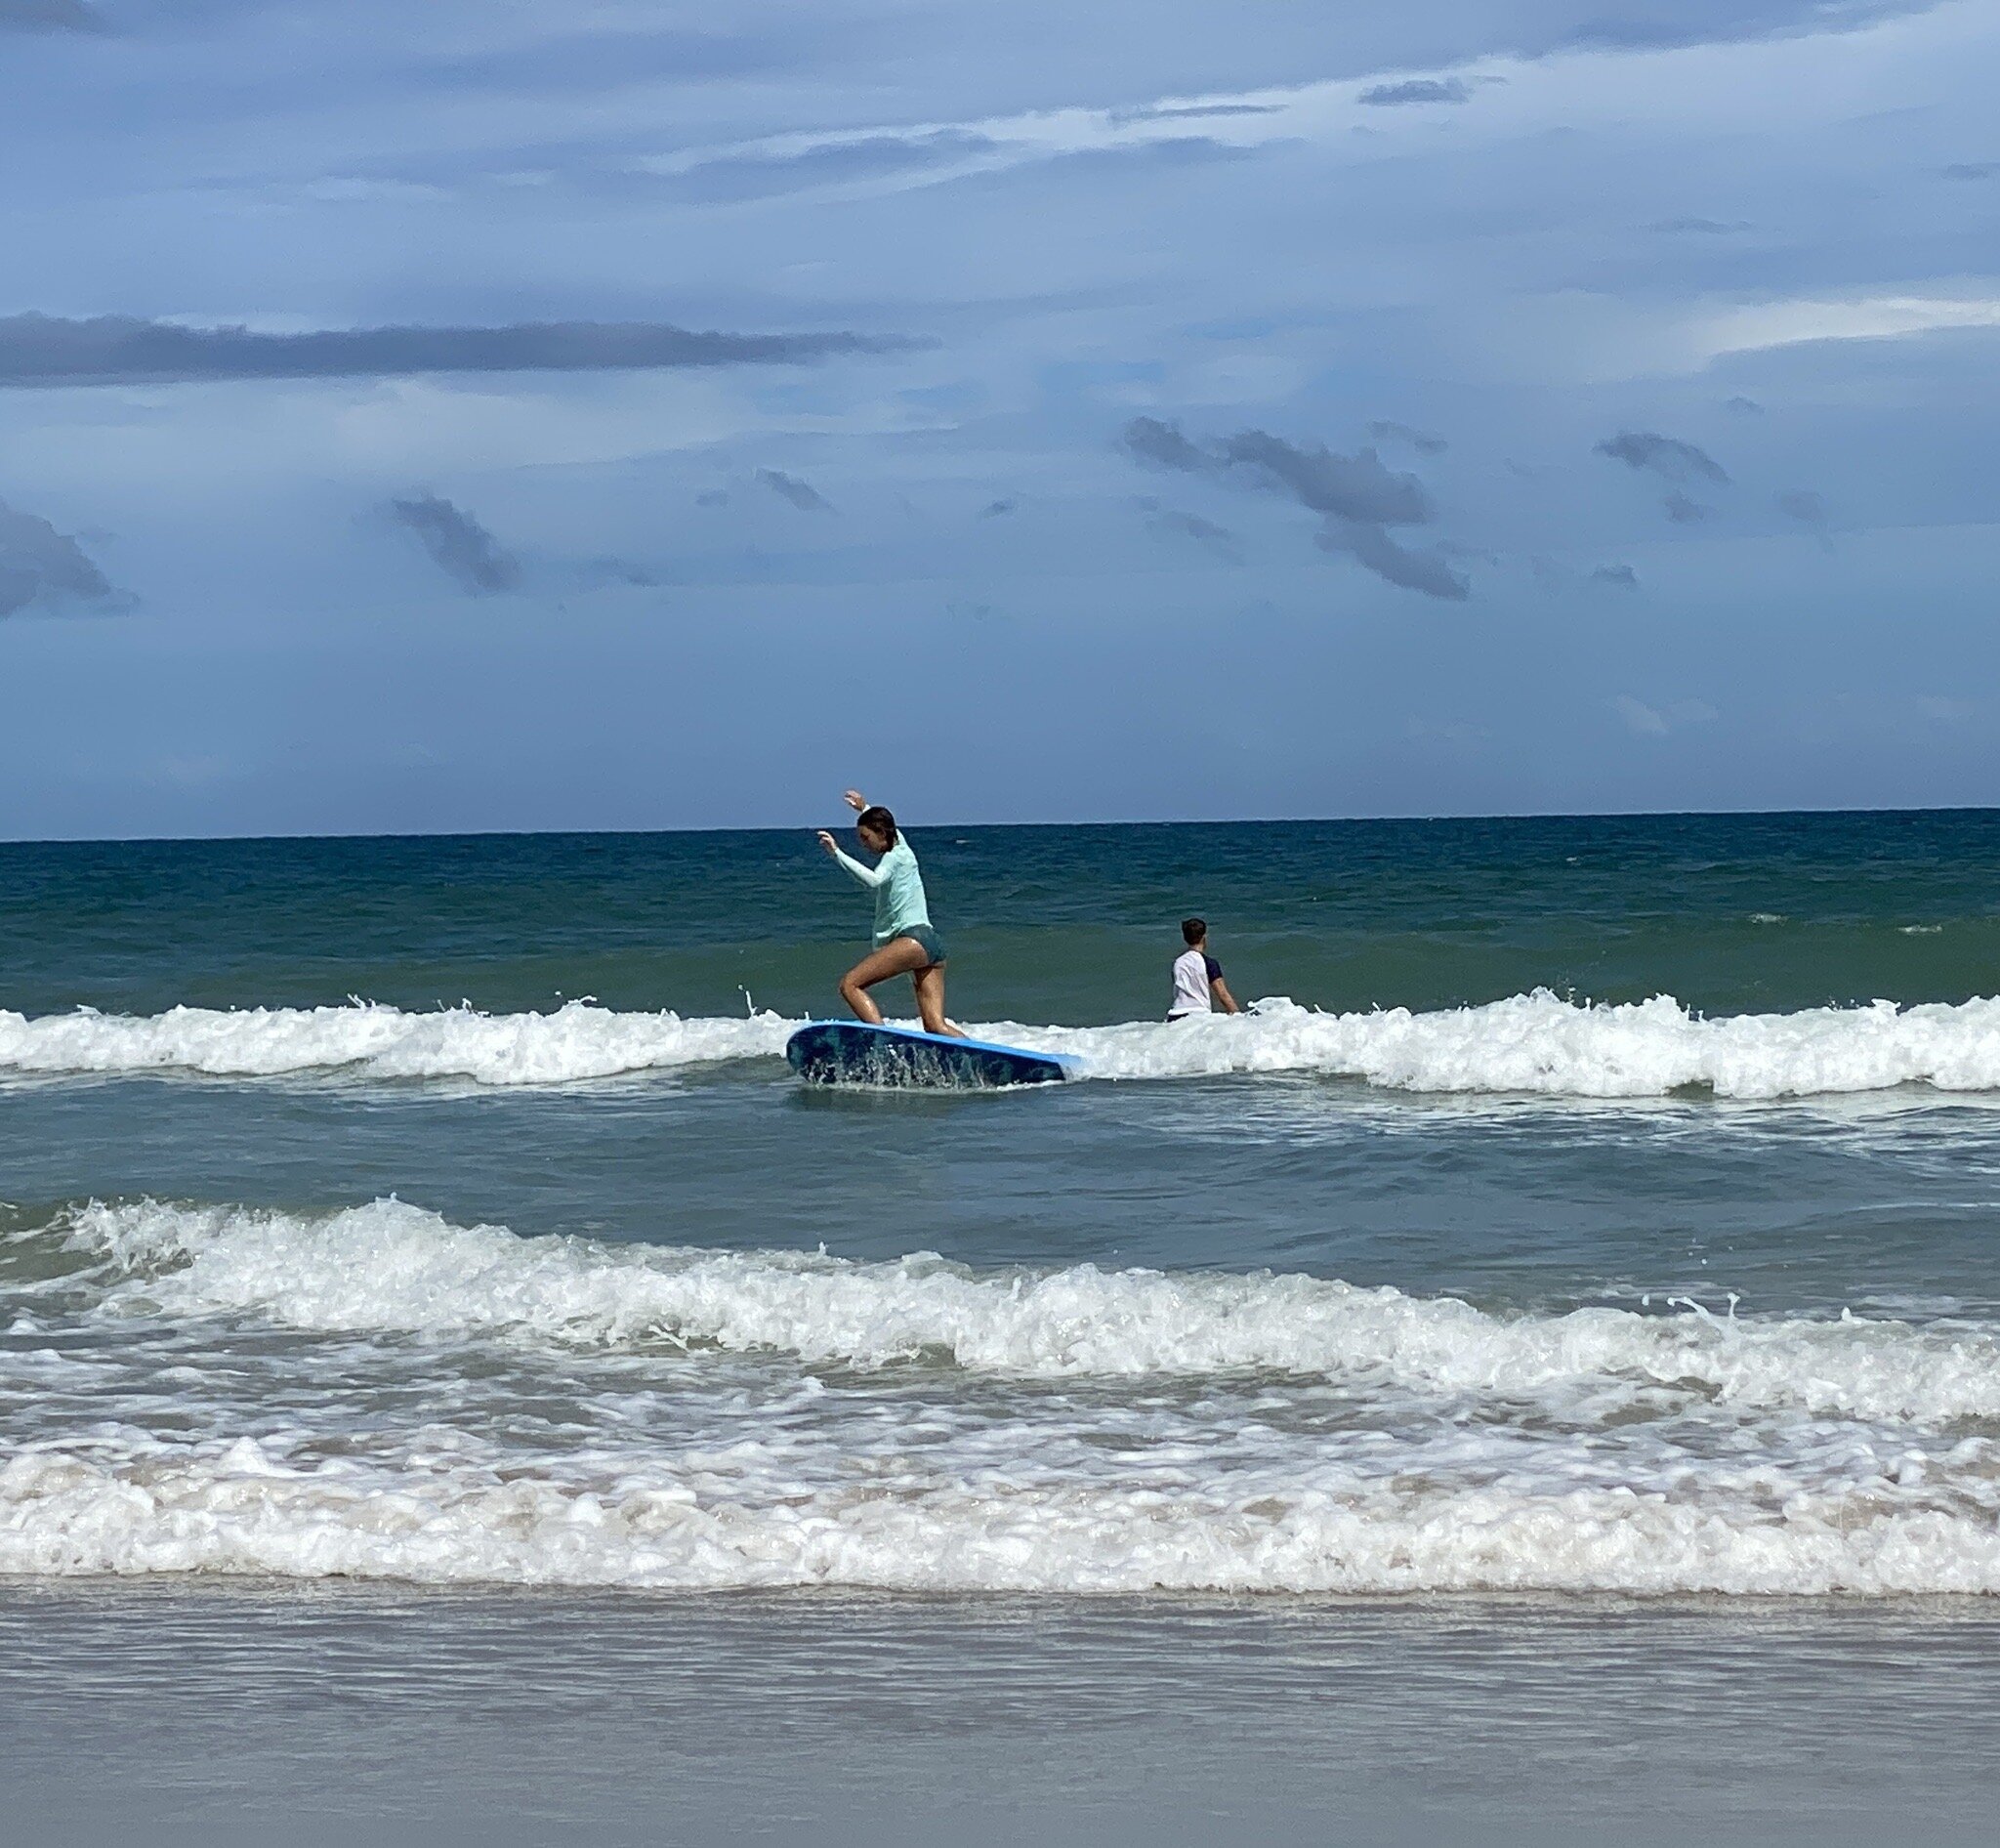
[8,808,2000,1020]
[5,812,2000,1835]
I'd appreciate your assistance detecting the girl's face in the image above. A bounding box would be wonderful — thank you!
[857,823,891,855]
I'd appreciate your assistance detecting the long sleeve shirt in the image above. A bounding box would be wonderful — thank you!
[831,836,932,946]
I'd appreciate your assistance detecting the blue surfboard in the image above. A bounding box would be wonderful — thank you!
[785,1021,1075,1089]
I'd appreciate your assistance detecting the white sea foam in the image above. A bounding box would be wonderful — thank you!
[69,1199,2000,1424]
[5,1429,1999,1595]
[0,1000,791,1085]
[11,990,2000,1095]
[10,1198,2000,1595]
[1028,993,2000,1096]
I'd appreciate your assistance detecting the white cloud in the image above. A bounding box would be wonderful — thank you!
[624,0,1988,213]
[1473,283,2000,385]
[297,177,453,205]
[1692,294,2000,361]
[1612,693,1669,736]
[1611,694,1718,736]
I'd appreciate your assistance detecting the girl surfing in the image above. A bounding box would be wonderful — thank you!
[816,790,964,1037]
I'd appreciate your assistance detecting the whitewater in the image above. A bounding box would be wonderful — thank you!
[4,1197,1999,1596]
[11,989,2000,1096]
[59,1198,2000,1422]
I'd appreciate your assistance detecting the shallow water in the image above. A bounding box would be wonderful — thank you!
[5,1585,1999,1845]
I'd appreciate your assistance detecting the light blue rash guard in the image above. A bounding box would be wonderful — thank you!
[832,836,932,946]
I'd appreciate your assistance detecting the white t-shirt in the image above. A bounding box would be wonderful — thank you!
[1170,947,1221,1018]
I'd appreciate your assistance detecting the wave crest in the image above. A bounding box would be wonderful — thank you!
[9,990,2000,1095]
[1044,992,2000,1097]
[0,999,789,1085]
[66,1197,2000,1423]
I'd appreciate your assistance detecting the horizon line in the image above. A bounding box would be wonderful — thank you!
[4,799,1998,851]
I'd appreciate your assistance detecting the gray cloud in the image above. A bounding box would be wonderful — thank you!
[652,113,1271,207]
[0,1,104,31]
[1664,491,1713,523]
[387,493,521,596]
[1039,137,1264,179]
[1211,428,1432,525]
[0,497,124,616]
[1122,416,1463,598]
[1777,488,1834,550]
[979,497,1018,518]
[1111,102,1289,124]
[1725,396,1765,414]
[1595,431,1731,486]
[577,558,659,590]
[0,313,915,388]
[658,130,997,204]
[757,468,833,512]
[1649,216,1751,233]
[1366,419,1448,455]
[1532,556,1641,595]
[1319,521,1469,601]
[1941,162,1997,180]
[1359,78,1472,105]
[1121,416,1212,473]
[1148,508,1244,565]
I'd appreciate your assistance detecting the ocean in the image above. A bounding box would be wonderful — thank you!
[5,811,2000,1842]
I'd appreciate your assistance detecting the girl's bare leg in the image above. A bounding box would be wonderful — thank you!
[838,938,931,1023]
[912,962,963,1036]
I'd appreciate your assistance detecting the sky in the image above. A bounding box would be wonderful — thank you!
[1,0,1996,838]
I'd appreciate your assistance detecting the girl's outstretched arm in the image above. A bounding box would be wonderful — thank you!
[819,830,888,888]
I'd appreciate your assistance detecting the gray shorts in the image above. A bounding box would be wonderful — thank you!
[896,924,945,967]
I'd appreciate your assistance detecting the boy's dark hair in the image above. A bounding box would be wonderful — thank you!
[1181,917,1207,946]
[858,805,898,847]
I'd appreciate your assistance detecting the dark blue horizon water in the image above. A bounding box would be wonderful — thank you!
[7,806,2000,1022]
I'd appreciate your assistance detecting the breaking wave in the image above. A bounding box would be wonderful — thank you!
[1040,991,2000,1097]
[9,990,2000,1095]
[64,1198,2000,1423]
[4,1197,1997,1595]
[0,999,791,1086]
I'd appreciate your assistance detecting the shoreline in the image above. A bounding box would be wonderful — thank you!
[7,1581,1998,1845]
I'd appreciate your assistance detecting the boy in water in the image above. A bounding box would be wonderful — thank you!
[1168,917,1242,1021]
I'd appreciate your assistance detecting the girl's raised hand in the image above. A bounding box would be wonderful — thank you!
[842,789,868,813]
[816,830,840,856]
